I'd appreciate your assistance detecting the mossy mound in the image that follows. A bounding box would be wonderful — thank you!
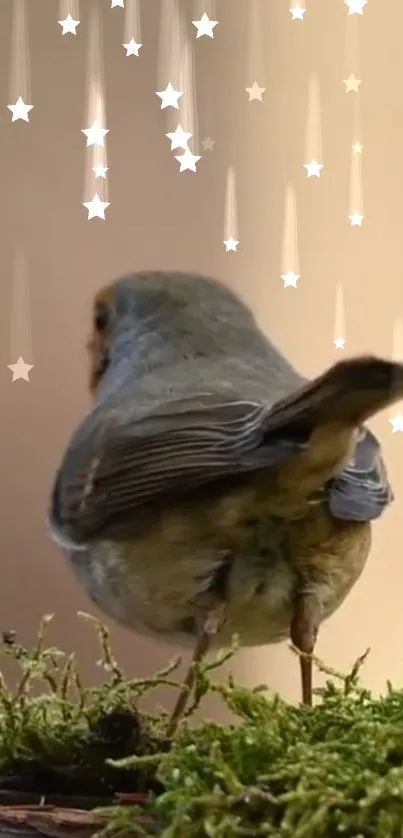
[111,651,403,837]
[1,615,403,837]
[0,613,171,802]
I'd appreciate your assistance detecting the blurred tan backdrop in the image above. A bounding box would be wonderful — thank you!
[0,0,402,718]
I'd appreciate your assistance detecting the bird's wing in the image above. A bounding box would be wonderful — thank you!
[49,393,309,545]
[49,354,396,547]
[328,428,393,522]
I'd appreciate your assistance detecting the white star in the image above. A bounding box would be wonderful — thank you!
[156,82,183,110]
[7,356,34,382]
[192,12,218,38]
[175,148,201,173]
[281,271,300,288]
[352,141,363,154]
[303,159,324,178]
[245,82,266,102]
[166,124,193,151]
[389,412,403,433]
[111,0,124,7]
[223,236,239,252]
[82,121,109,147]
[345,0,368,15]
[58,14,80,34]
[7,97,33,123]
[83,194,110,220]
[348,211,364,227]
[290,5,306,20]
[123,38,142,56]
[93,163,108,178]
[202,137,215,151]
[333,337,345,350]
[343,74,361,93]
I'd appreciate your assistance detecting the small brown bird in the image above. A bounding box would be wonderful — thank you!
[48,271,401,731]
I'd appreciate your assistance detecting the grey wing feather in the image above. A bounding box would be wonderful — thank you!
[49,392,393,548]
[329,428,393,522]
[49,394,308,545]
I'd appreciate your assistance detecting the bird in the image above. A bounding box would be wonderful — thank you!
[48,270,401,732]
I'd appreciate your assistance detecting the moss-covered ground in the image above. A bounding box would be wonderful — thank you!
[1,614,403,837]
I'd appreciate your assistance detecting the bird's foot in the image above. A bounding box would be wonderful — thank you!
[290,591,321,706]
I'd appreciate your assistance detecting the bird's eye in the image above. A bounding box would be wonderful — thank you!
[94,302,109,332]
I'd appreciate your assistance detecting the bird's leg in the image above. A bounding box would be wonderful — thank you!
[290,592,321,706]
[113,613,225,803]
[167,601,227,737]
[115,603,226,804]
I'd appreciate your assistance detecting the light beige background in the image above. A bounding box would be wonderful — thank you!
[0,0,401,718]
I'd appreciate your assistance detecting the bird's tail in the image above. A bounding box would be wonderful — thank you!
[266,356,403,432]
[257,357,401,514]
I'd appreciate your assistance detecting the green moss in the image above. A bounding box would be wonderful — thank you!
[0,613,177,799]
[2,617,403,837]
[105,649,403,837]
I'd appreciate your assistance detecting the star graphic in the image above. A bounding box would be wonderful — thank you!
[7,356,34,382]
[333,337,346,350]
[93,163,108,178]
[202,137,215,151]
[245,82,266,102]
[303,159,324,178]
[82,121,109,147]
[343,74,361,93]
[83,194,111,220]
[281,271,300,288]
[352,141,363,154]
[174,148,201,173]
[123,38,142,56]
[166,124,193,150]
[344,0,368,15]
[156,82,183,110]
[111,0,124,7]
[290,5,306,20]
[58,14,80,34]
[223,236,239,252]
[192,12,218,38]
[389,412,403,433]
[348,211,364,227]
[7,97,33,122]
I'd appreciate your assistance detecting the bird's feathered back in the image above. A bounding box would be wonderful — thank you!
[95,271,304,413]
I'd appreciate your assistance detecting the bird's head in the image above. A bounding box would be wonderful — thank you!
[86,271,263,396]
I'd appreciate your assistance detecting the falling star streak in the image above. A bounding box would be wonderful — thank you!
[348,132,364,227]
[343,12,361,94]
[58,0,80,35]
[281,184,300,288]
[351,96,363,157]
[245,0,265,102]
[158,0,199,161]
[223,167,240,252]
[82,6,110,220]
[303,73,324,178]
[7,248,34,382]
[7,0,33,122]
[333,284,346,350]
[123,0,142,55]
